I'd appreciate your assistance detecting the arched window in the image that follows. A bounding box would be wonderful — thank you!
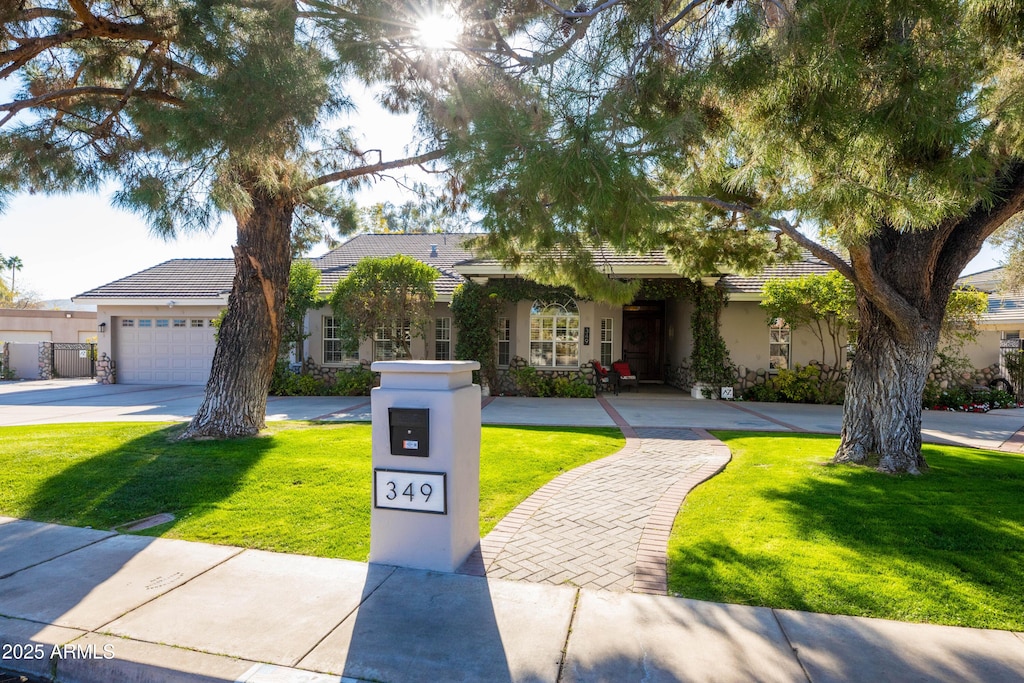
[530,300,580,368]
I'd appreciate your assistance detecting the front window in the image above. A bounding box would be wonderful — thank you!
[497,317,511,367]
[375,321,411,361]
[769,318,791,371]
[530,300,579,368]
[323,316,357,364]
[435,317,451,360]
[600,318,614,367]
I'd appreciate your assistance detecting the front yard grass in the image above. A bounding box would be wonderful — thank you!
[668,432,1024,631]
[0,422,623,561]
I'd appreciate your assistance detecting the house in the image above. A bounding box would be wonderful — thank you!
[955,266,1024,381]
[0,309,99,380]
[74,233,861,389]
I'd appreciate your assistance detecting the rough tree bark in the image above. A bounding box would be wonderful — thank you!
[178,184,294,439]
[833,162,1024,473]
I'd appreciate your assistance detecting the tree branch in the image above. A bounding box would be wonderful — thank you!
[653,194,856,279]
[848,244,923,340]
[307,148,448,190]
[1,85,182,127]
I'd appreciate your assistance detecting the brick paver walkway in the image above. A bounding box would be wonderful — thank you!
[459,421,730,595]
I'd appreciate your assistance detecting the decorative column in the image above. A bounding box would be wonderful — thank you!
[369,360,481,573]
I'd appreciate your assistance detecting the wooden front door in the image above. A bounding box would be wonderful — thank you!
[621,301,665,381]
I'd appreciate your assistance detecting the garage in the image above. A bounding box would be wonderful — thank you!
[114,315,217,385]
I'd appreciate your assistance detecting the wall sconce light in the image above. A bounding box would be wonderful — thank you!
[98,322,107,334]
[168,300,175,309]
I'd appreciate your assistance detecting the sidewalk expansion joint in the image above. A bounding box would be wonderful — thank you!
[719,400,808,432]
[771,609,814,683]
[555,588,581,683]
[0,532,118,580]
[292,564,398,668]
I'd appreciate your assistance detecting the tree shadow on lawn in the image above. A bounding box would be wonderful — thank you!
[0,425,273,674]
[669,444,1024,630]
[24,424,271,532]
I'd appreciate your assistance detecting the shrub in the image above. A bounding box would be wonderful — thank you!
[551,376,595,398]
[923,384,1020,412]
[269,362,374,397]
[743,382,779,402]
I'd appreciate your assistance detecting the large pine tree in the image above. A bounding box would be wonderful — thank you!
[1,1,446,438]
[414,0,1024,473]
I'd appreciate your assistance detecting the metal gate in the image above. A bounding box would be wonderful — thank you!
[51,342,97,378]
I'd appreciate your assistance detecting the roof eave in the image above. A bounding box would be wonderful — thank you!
[72,295,230,307]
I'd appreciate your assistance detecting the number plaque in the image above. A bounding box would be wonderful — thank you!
[373,469,447,514]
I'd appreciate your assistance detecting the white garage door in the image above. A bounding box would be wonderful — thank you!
[115,316,217,385]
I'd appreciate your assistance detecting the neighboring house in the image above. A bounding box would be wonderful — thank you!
[0,308,97,343]
[956,266,1024,375]
[73,233,852,388]
[0,309,99,380]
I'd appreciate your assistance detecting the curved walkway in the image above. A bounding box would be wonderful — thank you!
[459,398,731,595]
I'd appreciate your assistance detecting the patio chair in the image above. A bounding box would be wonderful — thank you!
[611,360,639,394]
[592,361,613,393]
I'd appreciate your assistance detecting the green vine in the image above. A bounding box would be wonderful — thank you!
[690,283,733,385]
[487,278,581,304]
[450,281,504,386]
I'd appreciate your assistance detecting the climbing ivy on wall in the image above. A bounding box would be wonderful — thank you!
[690,283,732,384]
[450,281,504,386]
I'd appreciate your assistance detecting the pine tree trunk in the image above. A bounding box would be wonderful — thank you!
[178,189,294,439]
[834,296,939,474]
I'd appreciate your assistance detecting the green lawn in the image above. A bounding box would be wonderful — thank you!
[668,432,1024,631]
[0,422,623,561]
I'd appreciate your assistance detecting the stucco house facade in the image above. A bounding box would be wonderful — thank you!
[75,232,862,390]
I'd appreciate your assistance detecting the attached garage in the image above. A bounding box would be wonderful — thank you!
[114,315,218,385]
[73,258,234,386]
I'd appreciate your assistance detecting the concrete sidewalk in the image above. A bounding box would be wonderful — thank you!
[2,517,1023,683]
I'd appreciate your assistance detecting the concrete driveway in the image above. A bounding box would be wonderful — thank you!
[3,378,1024,451]
[0,379,371,426]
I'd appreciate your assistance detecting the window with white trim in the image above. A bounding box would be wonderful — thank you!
[173,319,187,328]
[121,319,135,327]
[434,317,451,360]
[375,322,411,361]
[138,319,152,328]
[190,319,205,328]
[529,300,580,368]
[600,318,614,367]
[497,317,511,367]
[156,319,169,328]
[323,316,358,364]
[769,318,791,371]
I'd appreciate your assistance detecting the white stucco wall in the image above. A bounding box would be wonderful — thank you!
[307,301,456,365]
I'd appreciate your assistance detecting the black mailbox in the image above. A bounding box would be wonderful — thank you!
[389,408,429,457]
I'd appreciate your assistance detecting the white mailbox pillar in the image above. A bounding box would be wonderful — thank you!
[369,360,481,573]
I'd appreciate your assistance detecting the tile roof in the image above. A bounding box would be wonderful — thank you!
[75,234,480,302]
[456,246,671,272]
[73,238,841,303]
[74,259,235,299]
[957,266,1006,293]
[314,233,477,297]
[717,254,835,294]
[984,295,1024,324]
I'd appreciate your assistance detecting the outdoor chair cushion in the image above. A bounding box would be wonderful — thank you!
[612,361,636,380]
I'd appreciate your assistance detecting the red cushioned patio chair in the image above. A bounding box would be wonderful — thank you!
[610,360,639,394]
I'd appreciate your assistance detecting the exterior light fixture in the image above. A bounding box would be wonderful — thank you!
[98,322,107,334]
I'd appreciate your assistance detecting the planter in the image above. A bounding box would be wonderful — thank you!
[691,382,717,399]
